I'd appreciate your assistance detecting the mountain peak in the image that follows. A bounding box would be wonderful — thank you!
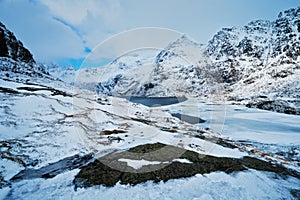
[168,34,203,48]
[0,22,35,64]
[278,6,300,19]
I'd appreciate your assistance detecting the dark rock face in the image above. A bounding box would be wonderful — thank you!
[11,154,94,182]
[73,143,300,188]
[0,22,52,83]
[0,22,35,64]
[0,57,50,83]
[96,74,123,95]
[246,99,300,115]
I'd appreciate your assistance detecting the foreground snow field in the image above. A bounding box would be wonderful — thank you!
[2,169,300,200]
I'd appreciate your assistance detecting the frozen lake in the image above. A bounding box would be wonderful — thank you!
[161,98,300,145]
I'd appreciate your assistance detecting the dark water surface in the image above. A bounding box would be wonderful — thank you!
[171,113,206,124]
[122,96,187,107]
[123,96,206,124]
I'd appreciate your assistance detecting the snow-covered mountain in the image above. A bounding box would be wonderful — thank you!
[92,35,220,97]
[205,7,300,113]
[207,7,299,91]
[141,35,218,97]
[85,8,298,98]
[73,7,298,114]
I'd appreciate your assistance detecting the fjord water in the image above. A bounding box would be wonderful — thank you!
[122,96,187,107]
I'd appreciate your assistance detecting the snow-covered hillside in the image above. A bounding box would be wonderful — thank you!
[1,74,299,199]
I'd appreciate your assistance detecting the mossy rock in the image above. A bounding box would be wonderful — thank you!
[73,143,300,189]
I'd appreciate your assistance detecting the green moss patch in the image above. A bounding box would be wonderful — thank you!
[73,143,300,189]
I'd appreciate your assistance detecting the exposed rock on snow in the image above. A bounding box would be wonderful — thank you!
[246,99,300,115]
[73,143,300,188]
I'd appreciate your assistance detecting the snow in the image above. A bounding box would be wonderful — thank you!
[165,98,300,145]
[118,158,165,169]
[219,105,300,144]
[0,188,10,200]
[163,98,300,169]
[172,158,193,164]
[2,169,299,200]
[0,88,297,198]
[0,71,298,200]
[0,159,23,180]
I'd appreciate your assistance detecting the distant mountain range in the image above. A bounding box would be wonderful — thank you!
[79,7,299,102]
[75,7,300,114]
[0,7,299,114]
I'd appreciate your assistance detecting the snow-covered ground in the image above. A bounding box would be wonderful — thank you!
[165,98,300,171]
[2,168,299,200]
[1,77,299,199]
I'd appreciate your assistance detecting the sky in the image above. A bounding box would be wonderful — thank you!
[0,0,299,69]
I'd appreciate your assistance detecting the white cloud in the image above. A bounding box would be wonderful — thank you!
[40,0,121,28]
[0,0,86,63]
[40,0,122,54]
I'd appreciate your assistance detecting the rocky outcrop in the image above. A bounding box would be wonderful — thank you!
[73,143,300,188]
[0,22,52,83]
[0,22,35,64]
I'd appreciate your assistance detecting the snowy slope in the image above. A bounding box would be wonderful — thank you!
[1,66,254,198]
[43,64,76,84]
[1,75,299,199]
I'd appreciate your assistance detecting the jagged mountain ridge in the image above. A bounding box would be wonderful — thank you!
[95,35,220,97]
[92,7,299,113]
[206,7,300,85]
[26,6,299,113]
